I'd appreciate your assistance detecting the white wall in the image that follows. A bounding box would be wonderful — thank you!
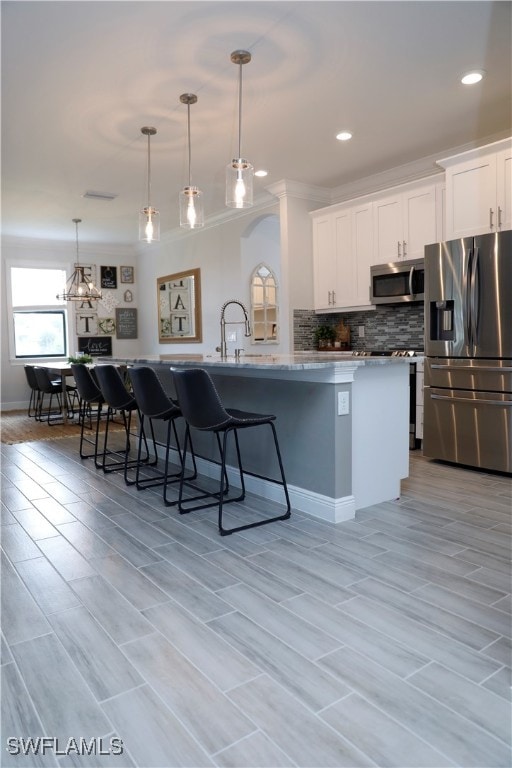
[136,202,283,356]
[1,236,138,409]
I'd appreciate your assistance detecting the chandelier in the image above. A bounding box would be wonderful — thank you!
[56,219,102,302]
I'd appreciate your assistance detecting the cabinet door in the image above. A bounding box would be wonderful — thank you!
[333,208,353,307]
[496,147,512,231]
[312,215,335,310]
[352,202,373,305]
[403,186,436,259]
[373,194,403,263]
[445,155,497,238]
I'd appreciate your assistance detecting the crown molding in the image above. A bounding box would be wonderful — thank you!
[152,194,279,247]
[266,179,331,203]
[330,130,511,205]
[1,234,137,258]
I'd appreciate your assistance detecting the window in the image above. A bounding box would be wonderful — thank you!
[10,266,69,359]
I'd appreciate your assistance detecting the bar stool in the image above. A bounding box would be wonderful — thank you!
[127,366,197,505]
[94,364,154,483]
[33,367,74,424]
[24,365,41,418]
[171,367,291,536]
[70,363,105,460]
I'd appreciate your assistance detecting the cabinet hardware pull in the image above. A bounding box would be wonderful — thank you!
[403,240,406,257]
[397,241,401,257]
[489,207,494,229]
[431,394,512,407]
[332,290,336,304]
[498,206,503,228]
[327,290,331,305]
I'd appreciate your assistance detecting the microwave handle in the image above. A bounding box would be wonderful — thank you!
[408,265,415,297]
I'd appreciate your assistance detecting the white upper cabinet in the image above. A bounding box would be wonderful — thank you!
[311,177,441,312]
[312,213,336,311]
[438,138,512,239]
[312,201,373,312]
[373,183,437,263]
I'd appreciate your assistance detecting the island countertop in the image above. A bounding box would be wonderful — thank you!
[102,352,415,385]
[104,351,415,369]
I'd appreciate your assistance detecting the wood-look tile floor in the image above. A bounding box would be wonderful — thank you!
[1,436,511,768]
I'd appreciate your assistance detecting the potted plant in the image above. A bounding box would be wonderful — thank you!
[314,324,337,349]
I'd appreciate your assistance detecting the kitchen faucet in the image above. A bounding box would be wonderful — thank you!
[217,300,251,358]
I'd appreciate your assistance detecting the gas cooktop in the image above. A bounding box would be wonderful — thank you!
[352,349,423,357]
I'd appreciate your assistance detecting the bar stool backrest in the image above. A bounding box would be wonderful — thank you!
[71,364,103,404]
[94,365,135,410]
[33,367,60,394]
[172,368,230,430]
[24,365,39,393]
[128,366,178,419]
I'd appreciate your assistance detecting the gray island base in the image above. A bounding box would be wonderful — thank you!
[103,353,412,522]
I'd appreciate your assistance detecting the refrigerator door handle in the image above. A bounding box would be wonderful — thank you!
[463,248,473,348]
[431,364,512,373]
[431,393,512,407]
[470,247,480,349]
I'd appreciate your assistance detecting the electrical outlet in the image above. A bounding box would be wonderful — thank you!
[227,331,237,342]
[358,325,365,338]
[337,391,350,415]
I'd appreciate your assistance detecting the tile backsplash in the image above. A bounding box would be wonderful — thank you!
[294,304,424,351]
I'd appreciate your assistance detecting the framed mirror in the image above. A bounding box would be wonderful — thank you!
[251,263,278,344]
[157,268,202,343]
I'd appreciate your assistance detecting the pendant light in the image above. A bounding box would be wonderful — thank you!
[179,94,204,229]
[226,50,254,209]
[56,219,102,302]
[139,126,160,243]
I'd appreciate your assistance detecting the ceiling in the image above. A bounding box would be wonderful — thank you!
[2,1,511,246]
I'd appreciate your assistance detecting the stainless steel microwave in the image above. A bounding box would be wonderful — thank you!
[370,258,425,305]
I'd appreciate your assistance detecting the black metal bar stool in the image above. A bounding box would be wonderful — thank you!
[24,365,41,418]
[128,366,197,505]
[171,367,291,536]
[70,363,105,460]
[94,364,154,483]
[33,367,67,424]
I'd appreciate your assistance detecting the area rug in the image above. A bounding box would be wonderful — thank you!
[0,410,126,445]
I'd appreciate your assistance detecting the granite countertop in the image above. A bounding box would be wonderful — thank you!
[103,352,419,371]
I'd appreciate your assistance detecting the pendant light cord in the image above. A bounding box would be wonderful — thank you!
[237,60,243,159]
[187,102,192,187]
[146,132,152,208]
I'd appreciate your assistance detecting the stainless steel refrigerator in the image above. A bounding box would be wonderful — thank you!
[423,230,512,473]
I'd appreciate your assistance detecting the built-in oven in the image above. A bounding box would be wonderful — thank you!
[370,258,424,305]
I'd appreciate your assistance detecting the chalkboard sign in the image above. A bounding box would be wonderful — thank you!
[100,266,117,289]
[115,308,138,339]
[77,336,113,357]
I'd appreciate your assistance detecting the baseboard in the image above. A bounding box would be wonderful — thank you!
[1,400,29,412]
[163,446,356,524]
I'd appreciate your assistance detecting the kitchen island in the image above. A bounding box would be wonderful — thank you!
[103,353,412,522]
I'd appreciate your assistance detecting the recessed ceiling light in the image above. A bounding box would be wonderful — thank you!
[461,70,485,85]
[336,131,352,142]
[254,169,268,177]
